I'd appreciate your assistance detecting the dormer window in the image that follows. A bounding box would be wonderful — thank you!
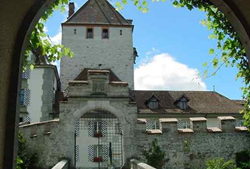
[87,28,93,39]
[147,95,159,110]
[102,28,109,39]
[175,95,189,110]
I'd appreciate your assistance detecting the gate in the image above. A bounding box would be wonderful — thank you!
[75,110,123,169]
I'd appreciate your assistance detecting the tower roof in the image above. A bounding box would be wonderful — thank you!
[63,0,132,26]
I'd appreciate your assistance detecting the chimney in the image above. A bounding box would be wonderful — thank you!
[68,2,75,18]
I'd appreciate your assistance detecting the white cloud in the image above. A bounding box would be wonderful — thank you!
[51,31,62,45]
[134,53,207,91]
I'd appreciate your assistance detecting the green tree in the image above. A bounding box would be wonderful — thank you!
[142,139,167,169]
[24,0,73,70]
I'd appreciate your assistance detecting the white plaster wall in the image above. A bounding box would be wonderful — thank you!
[60,26,134,90]
[27,68,44,122]
[76,118,122,168]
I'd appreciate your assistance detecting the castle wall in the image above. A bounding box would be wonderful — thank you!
[19,120,70,169]
[133,118,250,169]
[20,116,250,169]
[60,26,134,90]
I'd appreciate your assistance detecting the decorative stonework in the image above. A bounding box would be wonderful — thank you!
[92,82,105,94]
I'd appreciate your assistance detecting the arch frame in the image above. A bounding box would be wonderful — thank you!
[2,0,250,168]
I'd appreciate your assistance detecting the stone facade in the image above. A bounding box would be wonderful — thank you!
[60,26,134,90]
[20,115,250,169]
[133,118,250,169]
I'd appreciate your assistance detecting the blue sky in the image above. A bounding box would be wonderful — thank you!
[44,0,244,99]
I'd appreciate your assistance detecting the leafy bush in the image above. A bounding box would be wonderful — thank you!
[206,158,239,169]
[236,151,250,169]
[142,139,167,169]
[17,131,37,169]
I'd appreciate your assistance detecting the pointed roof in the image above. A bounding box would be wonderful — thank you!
[63,0,132,26]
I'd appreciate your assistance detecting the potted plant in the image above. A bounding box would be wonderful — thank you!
[94,131,103,137]
[93,157,103,162]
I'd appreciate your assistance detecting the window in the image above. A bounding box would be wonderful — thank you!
[88,145,108,162]
[94,121,102,134]
[19,117,23,123]
[120,30,122,35]
[102,28,109,39]
[176,96,189,110]
[86,28,93,39]
[89,120,107,137]
[74,29,76,34]
[147,96,159,110]
[146,120,160,130]
[177,101,188,109]
[20,89,24,105]
[148,101,158,110]
[177,120,191,129]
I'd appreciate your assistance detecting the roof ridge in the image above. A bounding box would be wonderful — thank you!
[65,0,91,23]
[105,0,129,25]
[63,0,132,25]
[94,0,111,24]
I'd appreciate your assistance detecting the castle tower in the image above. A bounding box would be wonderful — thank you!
[60,0,135,90]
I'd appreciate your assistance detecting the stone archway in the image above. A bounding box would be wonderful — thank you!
[59,100,136,168]
[75,109,123,169]
[1,0,250,168]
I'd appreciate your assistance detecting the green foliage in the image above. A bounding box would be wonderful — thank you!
[142,139,167,169]
[117,0,250,128]
[17,131,37,169]
[206,158,239,169]
[25,0,74,70]
[236,150,250,169]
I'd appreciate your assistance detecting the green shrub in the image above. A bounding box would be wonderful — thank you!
[17,131,37,169]
[236,151,250,169]
[142,139,167,169]
[206,158,239,169]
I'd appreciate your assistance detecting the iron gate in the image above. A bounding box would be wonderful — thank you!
[75,110,123,169]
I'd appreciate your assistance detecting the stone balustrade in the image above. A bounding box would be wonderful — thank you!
[51,160,68,169]
[130,159,155,169]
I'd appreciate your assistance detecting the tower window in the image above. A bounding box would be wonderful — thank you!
[74,29,77,34]
[86,28,93,39]
[120,30,122,35]
[102,28,109,39]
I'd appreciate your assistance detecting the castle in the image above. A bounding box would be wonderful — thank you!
[19,0,250,169]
